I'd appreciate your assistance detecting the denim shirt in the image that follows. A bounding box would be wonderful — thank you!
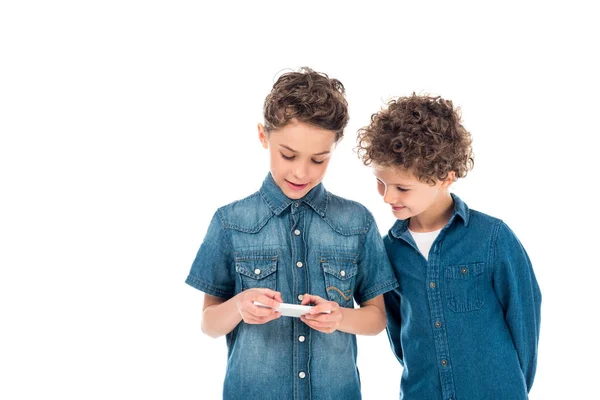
[186,173,398,400]
[384,194,541,400]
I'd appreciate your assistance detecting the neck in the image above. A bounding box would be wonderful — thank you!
[408,192,454,232]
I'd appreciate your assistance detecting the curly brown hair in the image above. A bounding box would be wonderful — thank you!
[356,94,474,185]
[263,67,349,141]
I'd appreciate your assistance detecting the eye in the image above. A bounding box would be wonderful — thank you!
[311,159,325,165]
[281,153,295,161]
[397,186,409,192]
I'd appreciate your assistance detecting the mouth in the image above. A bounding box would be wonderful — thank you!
[391,205,405,212]
[285,180,309,191]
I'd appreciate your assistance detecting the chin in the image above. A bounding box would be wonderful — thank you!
[392,211,410,220]
[284,188,309,200]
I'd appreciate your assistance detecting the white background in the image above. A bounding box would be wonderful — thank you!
[1,1,598,399]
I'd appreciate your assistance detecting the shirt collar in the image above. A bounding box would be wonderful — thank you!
[389,193,470,239]
[259,173,328,217]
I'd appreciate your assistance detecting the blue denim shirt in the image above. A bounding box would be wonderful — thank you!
[186,173,398,400]
[383,194,541,400]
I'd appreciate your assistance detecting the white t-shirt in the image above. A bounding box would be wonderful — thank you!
[408,228,442,261]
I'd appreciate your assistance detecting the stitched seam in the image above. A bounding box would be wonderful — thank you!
[326,286,352,301]
[357,280,399,303]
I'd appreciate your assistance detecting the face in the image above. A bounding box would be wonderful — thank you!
[373,166,453,221]
[258,119,337,200]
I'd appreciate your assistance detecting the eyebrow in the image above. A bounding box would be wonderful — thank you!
[279,144,330,156]
[375,176,413,187]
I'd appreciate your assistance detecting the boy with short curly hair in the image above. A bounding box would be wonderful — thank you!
[186,68,398,399]
[357,94,541,400]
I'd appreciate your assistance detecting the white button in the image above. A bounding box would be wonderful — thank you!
[298,335,305,342]
[294,229,301,236]
[298,372,306,379]
[340,270,346,277]
[294,202,300,207]
[298,295,304,301]
[254,269,261,275]
[296,261,303,268]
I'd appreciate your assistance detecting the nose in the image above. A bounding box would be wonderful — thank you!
[293,161,308,180]
[382,185,395,204]
[378,181,394,204]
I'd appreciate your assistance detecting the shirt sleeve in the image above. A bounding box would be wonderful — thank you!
[384,288,404,365]
[353,214,399,304]
[492,222,542,392]
[185,209,236,299]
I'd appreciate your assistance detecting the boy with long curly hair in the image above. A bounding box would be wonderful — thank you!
[357,94,541,399]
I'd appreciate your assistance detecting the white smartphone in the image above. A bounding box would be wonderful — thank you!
[253,301,330,318]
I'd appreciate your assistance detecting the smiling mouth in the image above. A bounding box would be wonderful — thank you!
[286,180,308,190]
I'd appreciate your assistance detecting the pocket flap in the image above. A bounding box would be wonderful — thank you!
[235,257,277,280]
[321,258,357,281]
[445,263,483,279]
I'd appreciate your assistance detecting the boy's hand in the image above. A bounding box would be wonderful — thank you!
[235,288,283,324]
[300,294,343,334]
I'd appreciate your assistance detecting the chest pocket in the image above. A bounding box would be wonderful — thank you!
[235,256,278,292]
[445,262,485,312]
[321,256,358,307]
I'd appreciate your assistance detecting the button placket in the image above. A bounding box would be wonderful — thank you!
[291,210,309,399]
[425,239,456,400]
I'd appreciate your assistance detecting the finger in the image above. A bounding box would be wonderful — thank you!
[257,288,282,299]
[301,317,332,332]
[305,312,334,323]
[310,301,335,314]
[255,294,281,309]
[301,294,314,306]
[247,303,279,317]
[245,312,281,324]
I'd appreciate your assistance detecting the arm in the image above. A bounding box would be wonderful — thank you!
[492,222,542,391]
[300,294,386,335]
[383,289,403,364]
[201,289,283,338]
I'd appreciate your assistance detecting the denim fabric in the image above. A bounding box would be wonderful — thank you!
[186,173,398,400]
[384,194,541,400]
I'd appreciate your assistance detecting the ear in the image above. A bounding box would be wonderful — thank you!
[441,171,456,188]
[257,123,269,149]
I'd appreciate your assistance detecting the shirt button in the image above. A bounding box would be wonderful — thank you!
[435,321,442,328]
[294,229,301,236]
[298,294,304,301]
[254,269,261,275]
[430,282,436,289]
[461,267,468,274]
[441,359,448,366]
[294,202,300,207]
[298,372,306,379]
[296,261,303,268]
[298,335,305,342]
[340,270,346,277]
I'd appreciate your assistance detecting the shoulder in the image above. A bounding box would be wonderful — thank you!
[468,208,503,228]
[216,191,274,233]
[323,191,374,235]
[466,208,521,247]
